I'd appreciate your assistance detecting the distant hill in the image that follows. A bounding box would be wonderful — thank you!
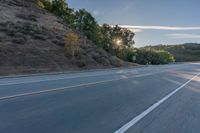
[144,43,200,62]
[0,0,136,75]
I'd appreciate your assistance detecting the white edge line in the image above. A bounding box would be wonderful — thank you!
[0,71,168,101]
[114,72,200,133]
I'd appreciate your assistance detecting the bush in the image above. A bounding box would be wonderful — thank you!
[64,32,80,57]
[36,0,52,11]
[117,48,136,62]
[136,49,175,65]
[36,0,45,8]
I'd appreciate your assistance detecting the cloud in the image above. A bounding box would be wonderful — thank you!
[127,28,143,33]
[109,25,142,32]
[167,34,200,39]
[92,10,100,17]
[113,25,200,33]
[120,25,200,30]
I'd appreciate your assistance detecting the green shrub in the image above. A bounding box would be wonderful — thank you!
[136,49,175,65]
[117,48,136,62]
[64,32,80,57]
[36,0,52,11]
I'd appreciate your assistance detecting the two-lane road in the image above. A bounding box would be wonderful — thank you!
[0,63,200,133]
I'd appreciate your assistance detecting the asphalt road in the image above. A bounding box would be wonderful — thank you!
[0,63,199,133]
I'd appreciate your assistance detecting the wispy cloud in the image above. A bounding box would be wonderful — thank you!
[115,25,200,32]
[168,34,200,39]
[128,28,143,33]
[92,10,100,17]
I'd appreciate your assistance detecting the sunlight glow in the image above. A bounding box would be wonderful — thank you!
[113,38,123,47]
[116,39,122,46]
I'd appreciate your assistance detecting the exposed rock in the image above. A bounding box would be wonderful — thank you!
[52,39,65,47]
[0,23,8,32]
[7,0,28,7]
[12,32,27,44]
[0,36,3,42]
[16,14,37,22]
[33,34,47,40]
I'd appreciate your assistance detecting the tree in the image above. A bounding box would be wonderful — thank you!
[52,0,68,18]
[37,0,75,25]
[52,0,75,24]
[98,24,135,59]
[74,9,99,40]
[110,25,135,48]
[99,24,113,51]
[37,0,136,62]
[64,32,80,57]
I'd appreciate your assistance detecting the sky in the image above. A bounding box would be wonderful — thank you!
[68,0,200,47]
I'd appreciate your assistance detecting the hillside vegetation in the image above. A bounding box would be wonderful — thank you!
[0,0,138,75]
[36,0,175,65]
[144,43,200,62]
[37,0,136,61]
[135,48,175,65]
[0,0,177,75]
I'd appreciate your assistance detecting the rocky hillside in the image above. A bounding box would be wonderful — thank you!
[0,0,137,75]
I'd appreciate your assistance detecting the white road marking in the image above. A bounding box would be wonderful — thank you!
[116,70,138,74]
[114,72,200,133]
[116,70,124,74]
[0,71,168,101]
[0,70,139,86]
[0,69,169,86]
[0,73,114,86]
[0,65,178,86]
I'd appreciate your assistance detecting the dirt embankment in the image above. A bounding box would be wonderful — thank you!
[0,0,137,75]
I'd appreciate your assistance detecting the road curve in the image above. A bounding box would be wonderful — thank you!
[0,63,199,133]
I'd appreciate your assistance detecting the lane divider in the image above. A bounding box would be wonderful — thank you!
[114,72,200,133]
[0,67,177,86]
[0,71,169,101]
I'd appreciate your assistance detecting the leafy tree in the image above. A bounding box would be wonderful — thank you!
[37,0,75,24]
[51,0,68,18]
[37,0,137,62]
[52,0,75,24]
[98,24,135,59]
[74,9,99,40]
[111,25,135,48]
[99,24,112,50]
